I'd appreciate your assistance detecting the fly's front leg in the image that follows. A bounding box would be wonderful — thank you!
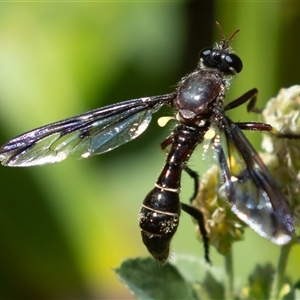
[224,88,261,113]
[225,88,300,139]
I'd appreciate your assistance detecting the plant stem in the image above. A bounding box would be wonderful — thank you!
[224,248,234,300]
[269,242,293,300]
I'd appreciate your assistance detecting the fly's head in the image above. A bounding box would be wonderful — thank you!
[198,22,243,76]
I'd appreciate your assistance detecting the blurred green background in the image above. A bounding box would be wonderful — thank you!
[0,2,300,299]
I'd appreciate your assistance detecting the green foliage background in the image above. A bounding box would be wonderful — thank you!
[0,2,300,299]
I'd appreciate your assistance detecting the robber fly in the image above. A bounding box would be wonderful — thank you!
[0,22,298,264]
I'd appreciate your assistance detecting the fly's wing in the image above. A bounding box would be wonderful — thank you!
[0,94,173,166]
[214,116,294,245]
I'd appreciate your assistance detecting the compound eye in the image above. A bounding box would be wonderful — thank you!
[225,53,243,73]
[199,47,212,60]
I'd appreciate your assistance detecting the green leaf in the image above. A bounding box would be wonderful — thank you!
[115,255,228,300]
[172,254,225,300]
[247,263,275,300]
[115,257,198,300]
[283,279,300,300]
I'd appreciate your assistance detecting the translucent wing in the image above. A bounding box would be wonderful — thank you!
[215,116,294,245]
[0,94,173,166]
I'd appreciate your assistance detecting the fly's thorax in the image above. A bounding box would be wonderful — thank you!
[173,69,227,126]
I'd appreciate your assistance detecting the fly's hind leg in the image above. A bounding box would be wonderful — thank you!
[181,166,210,264]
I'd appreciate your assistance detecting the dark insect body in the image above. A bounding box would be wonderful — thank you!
[0,22,298,264]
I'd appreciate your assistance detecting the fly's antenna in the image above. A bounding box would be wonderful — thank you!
[216,21,240,49]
